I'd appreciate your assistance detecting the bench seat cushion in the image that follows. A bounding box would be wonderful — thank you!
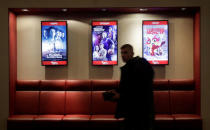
[34,115,64,121]
[63,115,90,121]
[155,114,174,129]
[8,115,37,121]
[62,115,90,128]
[90,115,119,128]
[173,114,202,128]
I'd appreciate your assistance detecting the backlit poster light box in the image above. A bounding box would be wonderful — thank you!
[41,21,68,66]
[142,20,169,65]
[92,21,118,65]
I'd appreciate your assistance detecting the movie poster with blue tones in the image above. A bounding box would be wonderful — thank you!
[41,21,67,65]
[92,21,118,65]
[143,20,169,65]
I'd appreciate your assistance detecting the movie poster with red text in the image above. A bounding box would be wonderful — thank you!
[41,21,67,66]
[92,21,118,65]
[143,20,169,65]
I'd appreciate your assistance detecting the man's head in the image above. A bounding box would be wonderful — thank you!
[120,44,134,63]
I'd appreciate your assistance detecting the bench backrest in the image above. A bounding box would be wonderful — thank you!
[14,79,196,115]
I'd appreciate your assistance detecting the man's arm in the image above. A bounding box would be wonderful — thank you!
[104,89,120,102]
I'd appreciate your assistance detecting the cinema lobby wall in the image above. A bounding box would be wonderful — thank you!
[17,13,193,80]
[1,0,210,130]
[10,9,200,129]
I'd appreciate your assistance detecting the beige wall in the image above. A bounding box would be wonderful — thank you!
[17,13,193,80]
[1,0,210,130]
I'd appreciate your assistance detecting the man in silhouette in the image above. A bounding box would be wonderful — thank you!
[108,44,154,130]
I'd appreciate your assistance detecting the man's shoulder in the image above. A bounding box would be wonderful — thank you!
[120,57,150,69]
[132,57,153,72]
[140,57,150,64]
[132,56,148,64]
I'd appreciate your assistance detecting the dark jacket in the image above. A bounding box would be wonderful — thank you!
[115,56,154,125]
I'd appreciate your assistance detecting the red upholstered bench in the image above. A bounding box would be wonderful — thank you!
[153,79,174,129]
[34,80,65,129]
[62,80,91,129]
[7,79,202,130]
[8,80,39,130]
[90,80,120,129]
[169,79,202,130]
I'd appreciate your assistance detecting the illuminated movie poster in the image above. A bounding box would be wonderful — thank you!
[143,20,169,65]
[92,21,118,65]
[41,21,67,65]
